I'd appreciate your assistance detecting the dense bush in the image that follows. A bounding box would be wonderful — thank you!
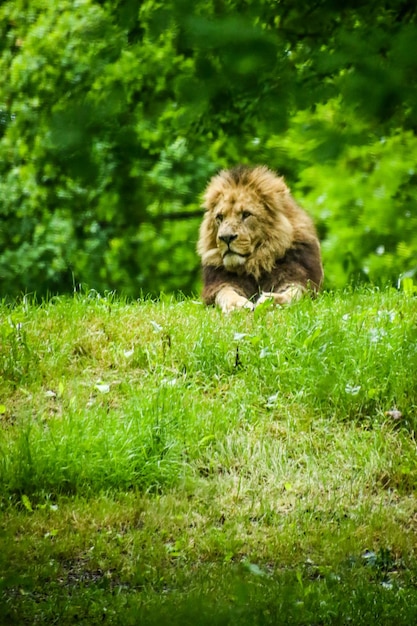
[279,107,417,287]
[1,0,416,297]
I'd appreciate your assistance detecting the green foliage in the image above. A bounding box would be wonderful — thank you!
[0,0,209,297]
[277,106,417,287]
[0,0,417,296]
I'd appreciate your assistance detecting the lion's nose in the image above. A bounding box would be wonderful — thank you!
[219,234,237,245]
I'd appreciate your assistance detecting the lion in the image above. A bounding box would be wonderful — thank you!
[197,165,323,313]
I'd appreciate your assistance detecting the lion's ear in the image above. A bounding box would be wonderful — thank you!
[249,168,289,214]
[263,183,292,214]
[259,191,286,215]
[203,188,222,211]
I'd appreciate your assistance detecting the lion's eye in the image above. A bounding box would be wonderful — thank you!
[215,214,224,224]
[242,211,252,220]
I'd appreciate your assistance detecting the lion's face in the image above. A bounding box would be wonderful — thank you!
[213,187,269,272]
[198,166,296,278]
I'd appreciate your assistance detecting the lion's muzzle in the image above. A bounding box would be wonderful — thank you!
[218,233,238,246]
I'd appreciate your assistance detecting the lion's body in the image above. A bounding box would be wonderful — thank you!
[197,166,323,312]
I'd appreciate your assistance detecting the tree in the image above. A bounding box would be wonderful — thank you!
[1,0,416,297]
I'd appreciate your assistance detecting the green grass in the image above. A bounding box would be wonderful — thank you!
[1,288,417,624]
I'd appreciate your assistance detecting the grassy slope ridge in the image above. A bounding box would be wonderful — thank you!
[1,289,417,624]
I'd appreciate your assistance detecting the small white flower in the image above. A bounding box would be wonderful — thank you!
[95,383,110,394]
[266,393,279,408]
[233,332,248,341]
[345,384,361,395]
[161,378,177,387]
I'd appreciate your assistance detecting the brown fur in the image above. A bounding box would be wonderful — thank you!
[197,165,323,312]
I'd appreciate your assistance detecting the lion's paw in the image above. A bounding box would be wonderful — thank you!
[256,285,305,307]
[215,287,254,313]
[222,296,254,313]
[255,293,276,307]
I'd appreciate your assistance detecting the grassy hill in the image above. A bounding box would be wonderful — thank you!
[1,288,417,624]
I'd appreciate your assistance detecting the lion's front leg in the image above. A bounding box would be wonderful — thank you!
[215,286,254,313]
[256,284,305,307]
